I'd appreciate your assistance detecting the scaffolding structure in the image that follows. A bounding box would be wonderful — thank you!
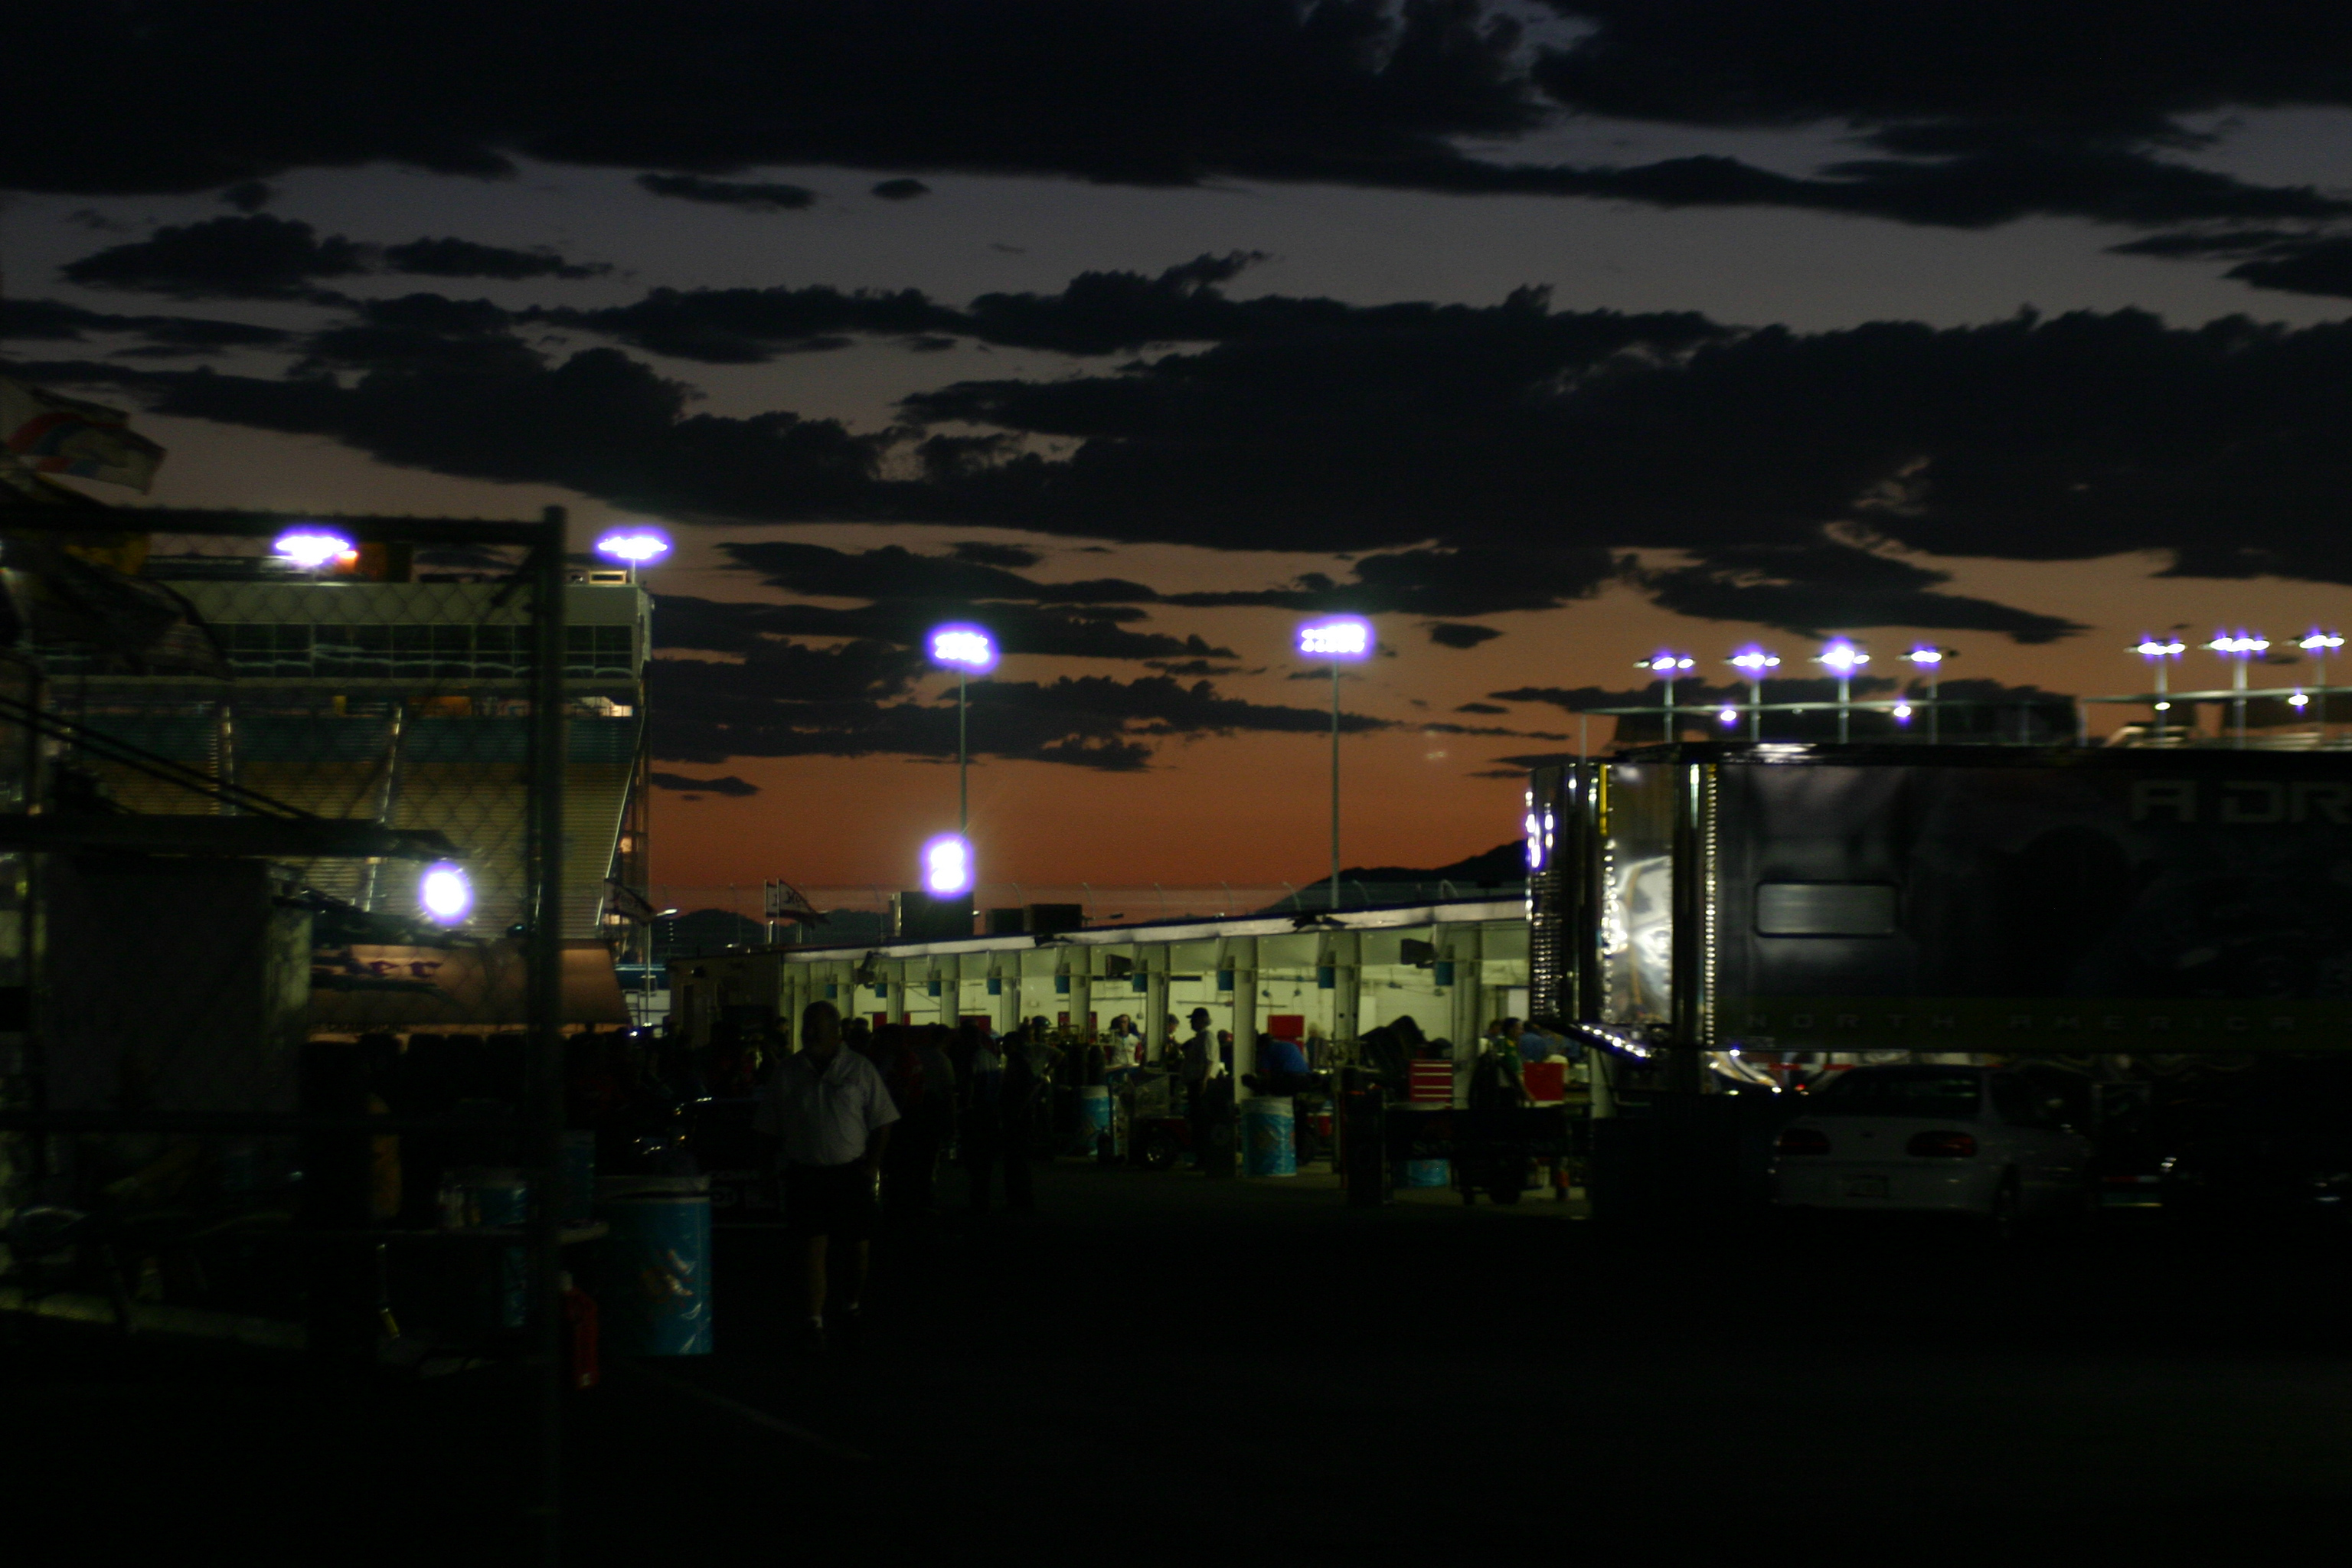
[0,503,583,1563]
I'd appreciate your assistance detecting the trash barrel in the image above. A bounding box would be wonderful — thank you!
[1076,1085,1113,1155]
[598,1175,713,1356]
[1399,1158,1451,1188]
[1241,1096,1297,1177]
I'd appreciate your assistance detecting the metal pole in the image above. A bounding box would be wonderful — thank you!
[2153,660,2167,743]
[1749,678,1762,741]
[1928,671,1940,745]
[2234,659,2248,749]
[1328,663,1341,913]
[525,505,568,1566]
[1837,675,1851,743]
[1662,674,1675,740]
[958,670,969,835]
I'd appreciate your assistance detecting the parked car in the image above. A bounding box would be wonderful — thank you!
[2159,1063,2352,1230]
[1772,1065,2093,1233]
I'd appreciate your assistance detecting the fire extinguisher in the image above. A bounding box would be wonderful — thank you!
[560,1272,600,1390]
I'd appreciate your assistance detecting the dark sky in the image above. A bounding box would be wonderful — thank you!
[11,2,2352,895]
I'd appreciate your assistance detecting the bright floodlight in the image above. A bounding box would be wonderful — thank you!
[418,861,473,925]
[1818,639,1869,674]
[2132,636,2186,659]
[593,526,671,566]
[1298,616,1374,660]
[2291,691,2312,710]
[1717,705,1739,726]
[1728,648,1781,673]
[2207,630,2269,657]
[1893,702,1914,722]
[929,623,998,673]
[2301,630,2344,652]
[922,833,974,896]
[1640,652,1696,672]
[273,528,353,569]
[1903,647,1945,666]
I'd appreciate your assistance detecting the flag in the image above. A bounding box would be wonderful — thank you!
[0,376,165,492]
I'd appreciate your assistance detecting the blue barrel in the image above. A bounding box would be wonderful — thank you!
[599,1177,713,1356]
[470,1170,530,1331]
[1400,1158,1451,1189]
[1242,1096,1297,1178]
[1076,1085,1113,1152]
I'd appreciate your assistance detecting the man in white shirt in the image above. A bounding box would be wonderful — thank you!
[753,999,898,1348]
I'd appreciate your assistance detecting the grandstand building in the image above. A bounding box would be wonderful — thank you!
[46,560,650,945]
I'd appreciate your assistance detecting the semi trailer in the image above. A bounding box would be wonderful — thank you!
[1526,743,2352,1075]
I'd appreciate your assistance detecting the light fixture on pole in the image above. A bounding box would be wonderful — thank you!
[1727,647,1780,740]
[1638,652,1697,739]
[2298,629,2342,736]
[592,525,672,583]
[922,833,975,897]
[1297,615,1374,913]
[1815,639,1869,743]
[2132,635,2186,742]
[273,526,355,571]
[2205,630,2268,749]
[927,623,998,841]
[1901,646,1955,743]
[418,861,474,926]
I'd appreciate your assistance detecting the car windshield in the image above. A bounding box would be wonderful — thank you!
[1814,1070,1982,1118]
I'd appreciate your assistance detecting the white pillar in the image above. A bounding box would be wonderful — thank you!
[1230,936,1259,1086]
[1145,948,1170,1066]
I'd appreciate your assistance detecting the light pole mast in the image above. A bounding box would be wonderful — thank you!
[1298,616,1374,913]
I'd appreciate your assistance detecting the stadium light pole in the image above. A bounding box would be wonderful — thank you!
[1902,646,1955,743]
[593,524,672,583]
[927,624,998,838]
[1816,639,1869,743]
[1638,652,1697,740]
[2206,630,2268,749]
[273,526,355,571]
[2298,629,2343,739]
[2132,634,2186,743]
[1298,616,1374,912]
[1727,647,1779,740]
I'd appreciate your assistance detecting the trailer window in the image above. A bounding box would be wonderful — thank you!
[1755,882,1898,936]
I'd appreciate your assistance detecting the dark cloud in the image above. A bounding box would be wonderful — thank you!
[948,541,1041,569]
[41,274,2352,614]
[61,214,366,299]
[0,298,294,353]
[9,4,1543,200]
[648,593,1230,665]
[2223,238,2352,299]
[648,650,1381,773]
[1146,659,1247,677]
[870,178,929,200]
[1530,4,2352,230]
[534,286,961,363]
[32,347,898,521]
[218,180,274,212]
[1454,701,1508,714]
[648,771,761,796]
[382,237,608,280]
[635,172,816,211]
[1639,541,2084,643]
[719,539,1155,605]
[1427,622,1502,648]
[17,2,2352,256]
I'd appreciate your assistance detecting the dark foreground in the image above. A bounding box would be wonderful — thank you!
[9,1162,2352,1564]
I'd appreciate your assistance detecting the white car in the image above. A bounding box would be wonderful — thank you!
[1771,1065,2093,1231]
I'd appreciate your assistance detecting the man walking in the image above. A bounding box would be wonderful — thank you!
[754,999,898,1351]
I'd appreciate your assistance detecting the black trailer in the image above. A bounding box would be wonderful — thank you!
[1527,743,2352,1065]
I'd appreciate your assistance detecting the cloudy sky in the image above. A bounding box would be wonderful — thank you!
[13,1,2352,893]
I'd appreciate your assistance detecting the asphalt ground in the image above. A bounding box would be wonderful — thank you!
[8,1158,2352,1564]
